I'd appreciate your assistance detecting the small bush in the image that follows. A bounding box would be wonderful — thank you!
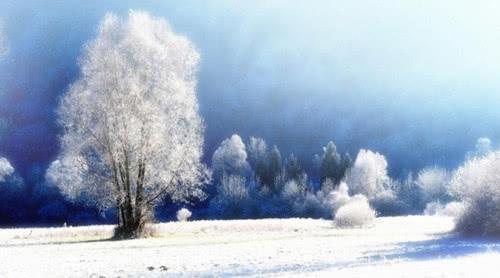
[334,194,376,228]
[176,208,192,222]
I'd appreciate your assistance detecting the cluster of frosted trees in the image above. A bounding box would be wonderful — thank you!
[207,134,500,233]
[208,134,389,224]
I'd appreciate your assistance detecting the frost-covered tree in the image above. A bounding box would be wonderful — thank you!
[266,145,283,190]
[0,157,14,183]
[316,141,351,187]
[212,134,251,179]
[282,178,306,200]
[319,142,341,183]
[47,11,209,238]
[346,149,394,204]
[248,136,268,173]
[246,137,284,190]
[247,137,271,185]
[393,172,422,214]
[284,153,304,182]
[415,167,451,204]
[209,174,250,218]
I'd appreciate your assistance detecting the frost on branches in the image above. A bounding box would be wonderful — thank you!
[450,151,500,236]
[47,10,209,238]
[346,149,395,206]
[211,134,251,179]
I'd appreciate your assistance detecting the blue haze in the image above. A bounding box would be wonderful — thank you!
[1,0,500,181]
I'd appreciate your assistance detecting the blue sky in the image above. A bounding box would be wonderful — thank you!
[1,0,500,177]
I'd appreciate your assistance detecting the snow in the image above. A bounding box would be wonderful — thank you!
[1,216,500,277]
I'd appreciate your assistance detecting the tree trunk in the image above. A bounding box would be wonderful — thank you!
[113,203,153,239]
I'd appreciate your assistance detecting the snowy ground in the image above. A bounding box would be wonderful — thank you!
[1,216,500,277]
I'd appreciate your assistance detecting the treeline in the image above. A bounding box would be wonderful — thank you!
[0,133,489,226]
[202,134,423,220]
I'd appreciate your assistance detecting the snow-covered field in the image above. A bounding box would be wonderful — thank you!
[1,216,500,277]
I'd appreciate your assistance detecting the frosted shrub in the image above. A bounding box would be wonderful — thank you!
[334,194,376,228]
[424,201,463,218]
[176,208,192,222]
[450,151,500,236]
[416,167,451,203]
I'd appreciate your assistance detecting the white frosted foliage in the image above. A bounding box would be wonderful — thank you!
[450,151,500,235]
[48,10,209,214]
[212,134,250,177]
[346,149,394,202]
[176,208,192,222]
[416,167,451,203]
[334,194,376,228]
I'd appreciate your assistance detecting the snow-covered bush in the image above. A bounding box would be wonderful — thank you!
[450,151,500,236]
[0,157,14,182]
[334,194,376,228]
[176,208,192,222]
[423,201,463,218]
[330,181,376,227]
